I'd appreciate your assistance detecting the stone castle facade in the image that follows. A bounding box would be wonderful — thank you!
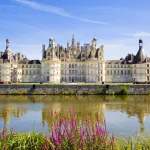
[0,36,150,83]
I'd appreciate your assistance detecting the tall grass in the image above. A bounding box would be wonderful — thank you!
[0,108,150,150]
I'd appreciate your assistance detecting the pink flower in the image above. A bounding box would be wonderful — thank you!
[2,129,6,140]
[3,146,6,150]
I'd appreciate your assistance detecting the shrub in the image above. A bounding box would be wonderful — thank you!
[115,86,129,95]
[0,129,50,150]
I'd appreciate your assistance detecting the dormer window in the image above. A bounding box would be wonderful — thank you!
[33,61,36,64]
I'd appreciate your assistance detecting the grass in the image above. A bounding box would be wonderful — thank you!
[1,108,150,150]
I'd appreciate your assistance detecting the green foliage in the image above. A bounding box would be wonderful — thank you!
[115,86,129,95]
[111,91,115,95]
[0,130,52,150]
[97,88,102,94]
[11,92,20,95]
[115,135,150,150]
[59,88,74,95]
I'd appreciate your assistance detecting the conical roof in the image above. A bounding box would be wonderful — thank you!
[134,39,147,63]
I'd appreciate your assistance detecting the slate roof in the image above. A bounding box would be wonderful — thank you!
[28,60,41,64]
[133,46,147,64]
[19,59,41,64]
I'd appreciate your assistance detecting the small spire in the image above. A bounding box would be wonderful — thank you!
[6,39,11,50]
[72,34,75,46]
[72,34,74,39]
[139,39,143,47]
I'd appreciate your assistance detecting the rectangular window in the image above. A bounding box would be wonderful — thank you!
[121,70,123,75]
[69,70,71,75]
[107,70,109,75]
[128,70,130,75]
[69,64,71,68]
[111,70,112,75]
[72,70,74,74]
[147,64,149,67]
[147,69,149,74]
[72,64,74,68]
[61,70,64,75]
[75,70,77,75]
[147,76,149,81]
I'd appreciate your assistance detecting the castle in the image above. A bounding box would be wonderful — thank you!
[0,35,150,83]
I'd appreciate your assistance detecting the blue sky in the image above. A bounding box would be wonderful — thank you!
[0,0,150,60]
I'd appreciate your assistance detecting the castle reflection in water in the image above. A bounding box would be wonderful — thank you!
[0,95,150,132]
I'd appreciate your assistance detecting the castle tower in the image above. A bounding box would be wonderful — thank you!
[98,45,104,60]
[42,44,45,59]
[91,37,97,49]
[67,42,69,50]
[72,34,75,46]
[49,38,55,48]
[135,39,147,63]
[77,42,80,49]
[6,39,11,51]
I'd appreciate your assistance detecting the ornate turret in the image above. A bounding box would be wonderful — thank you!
[49,38,55,48]
[91,37,97,49]
[134,39,147,63]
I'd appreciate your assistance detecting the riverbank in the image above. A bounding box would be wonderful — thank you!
[1,130,150,150]
[0,84,150,95]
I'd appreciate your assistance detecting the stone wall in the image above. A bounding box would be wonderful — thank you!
[0,84,150,95]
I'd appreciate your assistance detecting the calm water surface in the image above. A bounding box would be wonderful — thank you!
[0,95,150,136]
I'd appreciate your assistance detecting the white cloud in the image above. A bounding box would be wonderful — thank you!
[13,0,109,25]
[124,32,150,37]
